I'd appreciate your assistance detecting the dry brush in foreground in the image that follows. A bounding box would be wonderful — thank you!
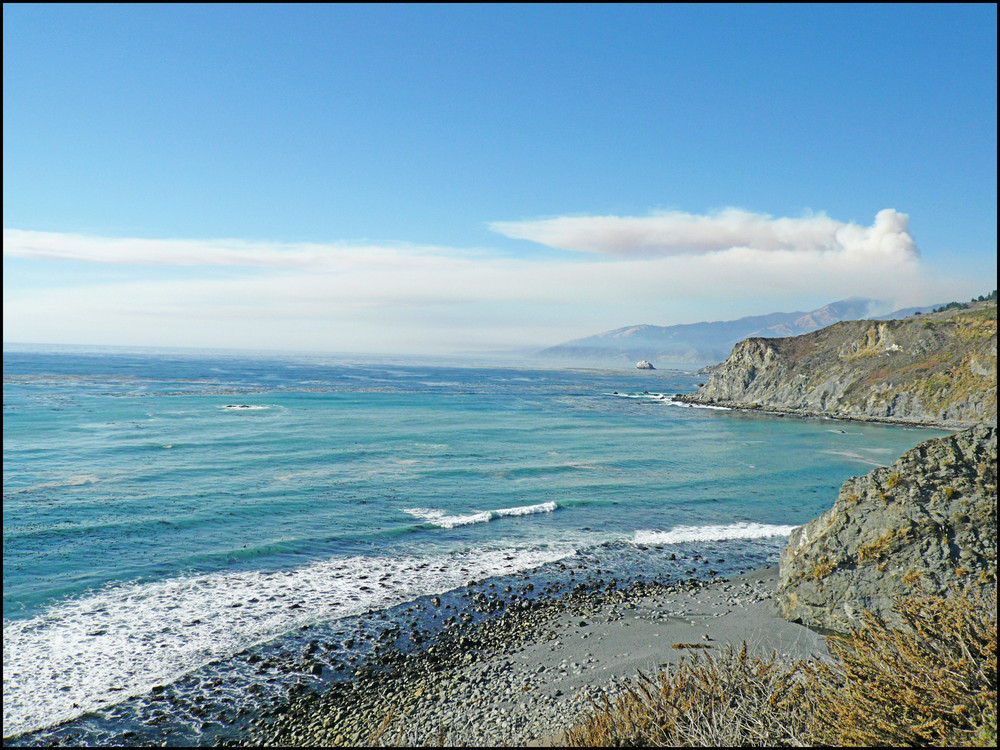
[563,589,996,747]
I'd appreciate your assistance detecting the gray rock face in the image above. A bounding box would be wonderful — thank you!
[679,303,997,428]
[776,424,997,632]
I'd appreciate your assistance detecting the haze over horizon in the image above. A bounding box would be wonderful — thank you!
[3,5,996,355]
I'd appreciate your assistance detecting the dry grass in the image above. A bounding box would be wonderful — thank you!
[857,529,898,562]
[562,589,997,747]
[808,589,997,747]
[903,568,923,586]
[562,643,813,747]
[810,558,835,580]
[884,472,904,489]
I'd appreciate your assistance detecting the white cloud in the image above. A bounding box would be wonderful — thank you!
[2,210,977,354]
[1,229,459,271]
[489,208,920,261]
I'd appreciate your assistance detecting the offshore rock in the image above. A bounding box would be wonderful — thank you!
[777,424,997,632]
[635,360,655,370]
[678,302,997,428]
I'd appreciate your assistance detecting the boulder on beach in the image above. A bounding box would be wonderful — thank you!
[777,423,997,632]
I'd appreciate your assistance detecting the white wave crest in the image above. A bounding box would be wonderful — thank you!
[1,545,571,738]
[403,501,557,529]
[218,404,270,411]
[667,400,731,411]
[632,522,798,546]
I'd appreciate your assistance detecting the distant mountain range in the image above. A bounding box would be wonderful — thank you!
[537,298,942,366]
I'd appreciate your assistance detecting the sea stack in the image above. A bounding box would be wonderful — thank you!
[635,360,655,370]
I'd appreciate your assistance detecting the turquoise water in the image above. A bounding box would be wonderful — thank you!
[2,347,946,741]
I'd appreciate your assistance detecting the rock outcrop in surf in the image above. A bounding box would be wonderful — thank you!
[776,424,997,632]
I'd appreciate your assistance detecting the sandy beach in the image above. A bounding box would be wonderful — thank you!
[244,564,830,746]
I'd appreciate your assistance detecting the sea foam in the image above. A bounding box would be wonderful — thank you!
[610,392,730,411]
[402,501,557,529]
[667,400,731,410]
[632,522,799,546]
[1,545,571,738]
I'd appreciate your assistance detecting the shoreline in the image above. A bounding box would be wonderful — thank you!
[670,394,977,431]
[237,564,829,747]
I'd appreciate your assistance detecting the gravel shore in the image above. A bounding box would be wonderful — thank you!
[237,565,829,747]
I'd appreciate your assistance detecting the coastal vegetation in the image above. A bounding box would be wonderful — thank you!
[562,306,998,747]
[563,588,997,747]
[933,289,998,313]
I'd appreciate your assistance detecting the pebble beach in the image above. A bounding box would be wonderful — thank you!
[238,565,829,747]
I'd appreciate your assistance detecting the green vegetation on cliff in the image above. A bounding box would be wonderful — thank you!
[933,288,998,313]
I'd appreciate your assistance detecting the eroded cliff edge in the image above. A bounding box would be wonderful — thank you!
[776,423,997,632]
[676,303,997,428]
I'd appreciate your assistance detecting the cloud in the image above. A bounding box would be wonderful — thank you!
[1,229,458,271]
[489,208,920,261]
[6,209,920,271]
[3,210,976,354]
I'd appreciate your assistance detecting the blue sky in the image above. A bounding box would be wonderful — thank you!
[3,4,997,354]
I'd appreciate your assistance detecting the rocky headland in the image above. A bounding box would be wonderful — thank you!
[777,423,997,632]
[675,301,997,428]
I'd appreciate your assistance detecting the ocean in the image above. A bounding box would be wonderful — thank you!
[2,346,947,744]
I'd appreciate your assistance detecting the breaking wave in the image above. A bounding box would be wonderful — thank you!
[402,501,558,529]
[1,545,571,738]
[632,522,798,546]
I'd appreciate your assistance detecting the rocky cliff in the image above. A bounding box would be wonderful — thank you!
[677,303,997,428]
[776,424,996,632]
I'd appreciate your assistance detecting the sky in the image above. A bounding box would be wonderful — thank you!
[3,4,997,355]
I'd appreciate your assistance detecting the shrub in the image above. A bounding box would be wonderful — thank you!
[562,643,812,747]
[806,589,997,747]
[564,590,996,747]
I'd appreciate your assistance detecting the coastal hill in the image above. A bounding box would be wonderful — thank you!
[777,423,997,631]
[675,298,997,428]
[537,298,940,366]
